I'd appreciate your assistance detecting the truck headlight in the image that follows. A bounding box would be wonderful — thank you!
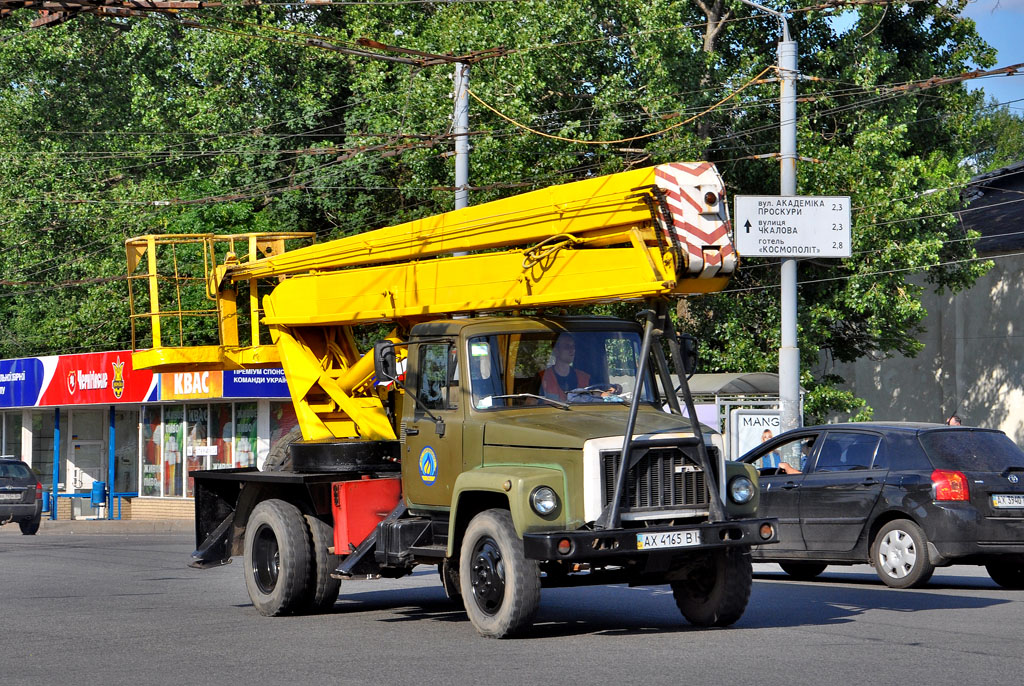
[728,475,754,504]
[530,486,560,516]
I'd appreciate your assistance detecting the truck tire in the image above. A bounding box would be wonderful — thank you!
[244,499,313,616]
[671,548,753,627]
[459,509,540,638]
[304,514,341,611]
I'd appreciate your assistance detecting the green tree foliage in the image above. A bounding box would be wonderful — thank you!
[0,1,997,418]
[974,104,1024,172]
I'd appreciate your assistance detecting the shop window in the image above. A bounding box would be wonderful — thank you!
[113,410,138,495]
[3,412,22,458]
[211,404,233,469]
[31,410,64,490]
[234,402,258,468]
[163,405,184,497]
[185,404,209,497]
[140,406,162,496]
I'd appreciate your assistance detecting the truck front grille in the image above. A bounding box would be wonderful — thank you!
[601,447,710,512]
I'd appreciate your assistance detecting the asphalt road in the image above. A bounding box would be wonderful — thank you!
[2,528,1021,686]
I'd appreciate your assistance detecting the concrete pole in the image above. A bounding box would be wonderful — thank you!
[453,62,470,211]
[738,2,801,431]
[778,38,801,433]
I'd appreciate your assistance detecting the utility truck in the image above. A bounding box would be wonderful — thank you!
[125,162,777,638]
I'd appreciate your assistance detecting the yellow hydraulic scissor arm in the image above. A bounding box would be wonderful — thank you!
[125,162,736,441]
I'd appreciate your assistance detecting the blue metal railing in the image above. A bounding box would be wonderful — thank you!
[45,489,138,520]
[110,491,138,520]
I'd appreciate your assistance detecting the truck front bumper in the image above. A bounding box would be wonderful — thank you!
[522,518,778,562]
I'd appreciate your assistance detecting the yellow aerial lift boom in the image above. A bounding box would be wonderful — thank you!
[127,162,736,443]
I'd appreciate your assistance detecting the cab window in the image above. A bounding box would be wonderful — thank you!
[417,343,458,411]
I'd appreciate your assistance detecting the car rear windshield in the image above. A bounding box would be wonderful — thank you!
[919,430,1024,472]
[0,462,32,479]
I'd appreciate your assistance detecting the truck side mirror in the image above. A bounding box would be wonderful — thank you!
[374,340,398,381]
[678,334,699,379]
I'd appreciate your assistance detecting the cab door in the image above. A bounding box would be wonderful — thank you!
[402,341,464,509]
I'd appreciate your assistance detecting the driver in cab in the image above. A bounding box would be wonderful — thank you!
[539,333,590,401]
[539,333,621,403]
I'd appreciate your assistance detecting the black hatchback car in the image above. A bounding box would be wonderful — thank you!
[0,458,43,535]
[738,423,1024,589]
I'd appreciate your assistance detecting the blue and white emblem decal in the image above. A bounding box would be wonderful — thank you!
[419,446,438,485]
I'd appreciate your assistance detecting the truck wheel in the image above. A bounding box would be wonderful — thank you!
[459,509,540,638]
[244,499,313,616]
[985,558,1024,589]
[779,562,827,581]
[871,519,934,589]
[439,557,462,604]
[671,548,753,627]
[304,514,341,611]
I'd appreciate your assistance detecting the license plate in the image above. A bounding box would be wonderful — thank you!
[0,492,20,501]
[991,494,1024,508]
[636,529,701,550]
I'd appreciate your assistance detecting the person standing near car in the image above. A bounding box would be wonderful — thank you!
[946,414,962,426]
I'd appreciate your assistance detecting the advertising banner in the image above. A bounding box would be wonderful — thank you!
[161,371,224,401]
[730,408,782,460]
[0,357,49,408]
[224,368,290,398]
[37,351,157,406]
[0,351,288,407]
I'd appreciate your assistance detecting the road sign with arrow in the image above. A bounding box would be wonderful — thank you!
[734,195,851,258]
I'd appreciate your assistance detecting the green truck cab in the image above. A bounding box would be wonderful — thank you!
[191,312,777,638]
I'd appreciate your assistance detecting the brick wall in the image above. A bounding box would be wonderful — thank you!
[128,498,195,520]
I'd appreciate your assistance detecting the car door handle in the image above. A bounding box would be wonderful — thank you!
[404,427,420,436]
[781,482,800,490]
[861,478,878,485]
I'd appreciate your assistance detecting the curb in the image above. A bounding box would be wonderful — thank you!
[26,519,194,535]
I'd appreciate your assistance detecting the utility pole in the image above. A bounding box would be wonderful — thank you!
[740,1,801,433]
[453,62,470,211]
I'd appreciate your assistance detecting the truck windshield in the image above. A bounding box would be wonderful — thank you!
[467,330,655,409]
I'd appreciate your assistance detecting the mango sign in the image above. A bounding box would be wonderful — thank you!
[161,371,224,400]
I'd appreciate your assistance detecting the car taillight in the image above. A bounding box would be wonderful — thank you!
[35,482,42,500]
[932,469,969,501]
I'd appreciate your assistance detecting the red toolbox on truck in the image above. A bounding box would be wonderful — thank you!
[332,476,401,553]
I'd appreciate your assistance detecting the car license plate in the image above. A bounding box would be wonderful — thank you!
[991,494,1024,508]
[636,530,701,550]
[0,492,20,501]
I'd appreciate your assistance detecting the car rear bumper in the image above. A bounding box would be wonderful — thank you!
[0,501,42,522]
[925,502,1024,562]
